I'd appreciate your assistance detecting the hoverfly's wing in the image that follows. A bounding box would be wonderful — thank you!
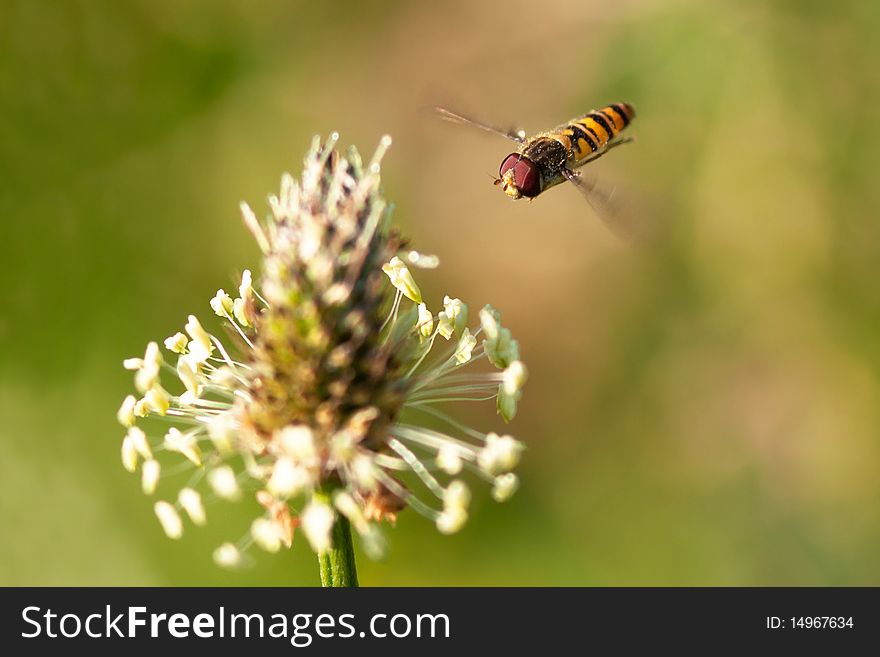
[432,107,526,144]
[562,169,656,243]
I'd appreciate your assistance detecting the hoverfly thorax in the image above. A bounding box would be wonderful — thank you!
[496,153,541,199]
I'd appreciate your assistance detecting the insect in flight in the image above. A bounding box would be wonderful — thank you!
[434,103,636,210]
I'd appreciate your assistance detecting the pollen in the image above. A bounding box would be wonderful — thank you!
[501,169,522,199]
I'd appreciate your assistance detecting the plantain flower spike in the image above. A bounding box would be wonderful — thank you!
[116,134,527,566]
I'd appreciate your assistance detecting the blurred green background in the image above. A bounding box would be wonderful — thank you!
[2,0,879,585]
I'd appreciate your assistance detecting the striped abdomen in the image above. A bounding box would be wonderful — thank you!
[558,103,635,162]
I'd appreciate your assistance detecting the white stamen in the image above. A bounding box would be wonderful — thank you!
[154,501,183,539]
[185,315,214,363]
[301,500,335,553]
[121,436,138,473]
[251,518,282,553]
[454,328,477,364]
[207,465,241,501]
[492,473,519,502]
[144,385,170,415]
[213,543,242,568]
[207,413,236,454]
[405,250,440,269]
[275,425,318,467]
[177,356,201,396]
[141,459,161,495]
[164,332,189,354]
[134,342,162,393]
[333,491,368,534]
[164,428,202,466]
[117,395,137,427]
[502,360,528,395]
[436,445,464,475]
[477,433,523,474]
[210,289,234,318]
[382,256,422,303]
[444,480,471,511]
[240,202,271,253]
[127,426,153,459]
[178,488,207,526]
[436,508,467,534]
[267,457,312,498]
[417,303,434,338]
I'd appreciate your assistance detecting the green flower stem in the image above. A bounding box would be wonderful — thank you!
[316,495,359,587]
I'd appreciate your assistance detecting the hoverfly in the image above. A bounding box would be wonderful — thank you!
[434,103,636,212]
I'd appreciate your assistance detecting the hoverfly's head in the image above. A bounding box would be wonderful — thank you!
[495,154,540,200]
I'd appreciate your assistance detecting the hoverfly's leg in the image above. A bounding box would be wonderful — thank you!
[432,107,526,144]
[562,167,651,242]
[562,167,587,184]
[563,167,617,225]
[605,136,635,151]
[563,168,604,200]
[575,136,635,165]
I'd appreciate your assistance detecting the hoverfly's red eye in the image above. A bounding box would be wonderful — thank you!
[499,154,540,198]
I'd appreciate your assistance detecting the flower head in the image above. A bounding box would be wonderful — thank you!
[117,134,527,566]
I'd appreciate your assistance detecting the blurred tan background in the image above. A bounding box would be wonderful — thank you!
[2,0,879,585]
